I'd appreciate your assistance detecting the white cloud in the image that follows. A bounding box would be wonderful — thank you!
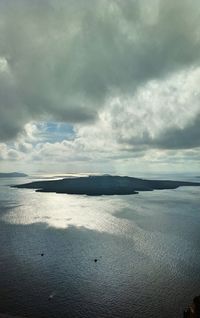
[0,0,200,141]
[1,66,199,173]
[0,0,200,172]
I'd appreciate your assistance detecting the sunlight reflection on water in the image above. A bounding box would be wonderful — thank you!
[0,177,200,318]
[3,188,132,233]
[2,184,200,268]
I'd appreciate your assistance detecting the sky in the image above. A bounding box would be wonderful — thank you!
[0,0,200,175]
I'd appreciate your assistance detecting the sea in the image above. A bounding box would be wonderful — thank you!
[0,173,200,318]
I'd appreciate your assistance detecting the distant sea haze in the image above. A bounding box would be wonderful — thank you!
[0,172,28,178]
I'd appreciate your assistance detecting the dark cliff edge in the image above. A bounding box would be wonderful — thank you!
[12,175,200,196]
[184,295,200,317]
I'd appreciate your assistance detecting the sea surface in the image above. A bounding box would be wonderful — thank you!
[0,174,200,318]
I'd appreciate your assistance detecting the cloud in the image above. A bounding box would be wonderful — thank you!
[0,0,200,141]
[75,67,200,151]
[152,115,200,149]
[0,118,199,174]
[0,143,22,160]
[0,143,8,160]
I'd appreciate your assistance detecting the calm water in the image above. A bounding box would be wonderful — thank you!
[0,175,200,318]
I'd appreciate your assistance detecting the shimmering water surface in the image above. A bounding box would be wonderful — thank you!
[0,175,200,318]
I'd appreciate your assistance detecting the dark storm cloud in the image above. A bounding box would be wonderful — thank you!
[153,115,200,149]
[0,0,200,141]
[118,113,200,150]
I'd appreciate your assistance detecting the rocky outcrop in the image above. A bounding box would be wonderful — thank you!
[184,296,200,317]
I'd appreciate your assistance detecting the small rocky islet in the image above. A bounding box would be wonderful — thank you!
[12,174,200,196]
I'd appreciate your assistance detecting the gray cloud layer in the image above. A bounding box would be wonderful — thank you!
[0,0,200,146]
[153,115,200,149]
